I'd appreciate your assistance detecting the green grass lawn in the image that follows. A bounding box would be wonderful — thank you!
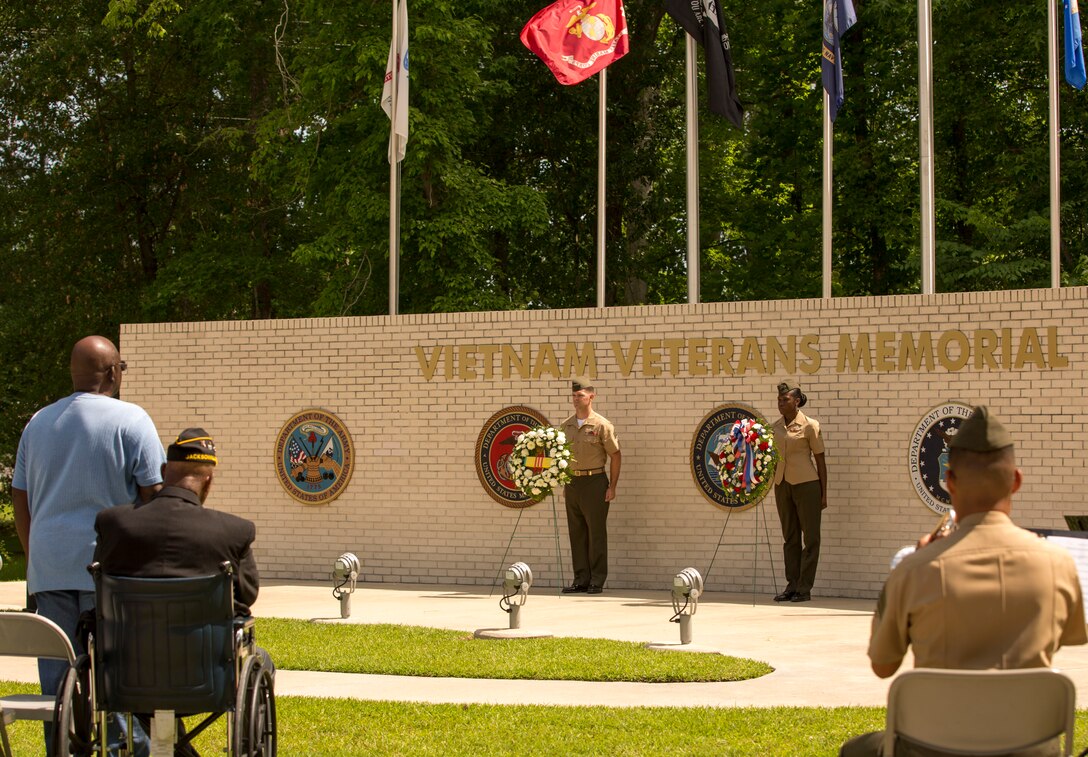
[259,619,772,682]
[2,688,1088,756]
[0,686,886,755]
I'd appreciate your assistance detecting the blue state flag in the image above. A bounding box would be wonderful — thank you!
[1066,0,1086,89]
[821,0,857,122]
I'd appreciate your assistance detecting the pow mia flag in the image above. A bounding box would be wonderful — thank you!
[665,0,744,128]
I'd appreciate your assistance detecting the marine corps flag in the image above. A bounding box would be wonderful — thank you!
[665,0,744,128]
[520,0,630,85]
[822,0,857,121]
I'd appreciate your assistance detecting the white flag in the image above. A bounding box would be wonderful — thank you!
[381,0,409,163]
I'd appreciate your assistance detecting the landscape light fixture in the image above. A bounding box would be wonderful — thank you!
[331,552,361,619]
[499,562,533,630]
[670,567,703,645]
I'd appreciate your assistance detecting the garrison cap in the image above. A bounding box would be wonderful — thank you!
[571,377,594,392]
[948,405,1014,453]
[777,381,801,395]
[167,428,218,465]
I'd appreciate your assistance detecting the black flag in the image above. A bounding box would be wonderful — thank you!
[665,0,744,129]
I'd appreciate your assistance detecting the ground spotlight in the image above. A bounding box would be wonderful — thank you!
[500,562,533,629]
[670,567,703,645]
[332,552,361,618]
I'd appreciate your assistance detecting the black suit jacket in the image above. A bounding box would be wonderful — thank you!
[93,486,259,616]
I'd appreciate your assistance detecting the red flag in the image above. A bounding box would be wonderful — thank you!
[520,0,629,86]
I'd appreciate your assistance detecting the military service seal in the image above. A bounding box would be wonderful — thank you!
[274,409,354,505]
[908,401,974,515]
[475,406,551,508]
[691,402,773,512]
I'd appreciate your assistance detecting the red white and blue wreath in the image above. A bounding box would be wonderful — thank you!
[712,418,777,504]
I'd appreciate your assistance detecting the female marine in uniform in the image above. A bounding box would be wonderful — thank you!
[771,382,828,603]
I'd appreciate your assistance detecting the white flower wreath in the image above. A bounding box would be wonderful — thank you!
[509,426,574,501]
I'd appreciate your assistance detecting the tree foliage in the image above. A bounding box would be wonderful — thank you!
[3,0,1088,477]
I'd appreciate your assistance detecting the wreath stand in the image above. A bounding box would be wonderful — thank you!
[701,495,780,605]
[489,493,566,597]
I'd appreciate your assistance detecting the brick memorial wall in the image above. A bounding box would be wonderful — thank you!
[121,286,1088,598]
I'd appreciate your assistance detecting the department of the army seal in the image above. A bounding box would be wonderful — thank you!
[690,402,773,512]
[908,401,974,515]
[274,409,355,505]
[475,406,551,508]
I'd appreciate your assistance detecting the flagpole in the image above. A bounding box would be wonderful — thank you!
[388,0,401,316]
[686,35,700,305]
[918,0,936,295]
[1049,0,1062,289]
[597,69,607,309]
[822,91,833,299]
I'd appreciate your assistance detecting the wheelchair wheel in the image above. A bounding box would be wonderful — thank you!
[52,654,96,756]
[232,654,276,756]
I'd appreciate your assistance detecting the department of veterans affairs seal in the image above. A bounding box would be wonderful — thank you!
[274,409,354,505]
[475,406,551,508]
[908,401,974,515]
[691,402,772,512]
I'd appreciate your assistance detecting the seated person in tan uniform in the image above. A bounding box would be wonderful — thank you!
[840,405,1087,757]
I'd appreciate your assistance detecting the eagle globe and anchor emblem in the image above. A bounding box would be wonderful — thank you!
[475,406,551,508]
[566,2,618,44]
[274,409,354,505]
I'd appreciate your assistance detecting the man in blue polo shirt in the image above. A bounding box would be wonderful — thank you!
[12,335,165,754]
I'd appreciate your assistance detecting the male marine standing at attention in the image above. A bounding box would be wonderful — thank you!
[12,335,164,753]
[561,378,621,595]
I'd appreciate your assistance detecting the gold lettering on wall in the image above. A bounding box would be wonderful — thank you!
[413,328,1070,381]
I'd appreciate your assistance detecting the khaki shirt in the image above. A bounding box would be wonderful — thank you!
[772,411,825,485]
[869,511,1088,671]
[561,410,619,472]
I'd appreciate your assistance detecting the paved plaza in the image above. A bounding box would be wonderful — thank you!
[2,580,1088,709]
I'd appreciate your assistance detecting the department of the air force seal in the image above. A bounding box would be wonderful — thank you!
[475,406,551,508]
[908,402,974,515]
[691,402,771,512]
[274,409,354,505]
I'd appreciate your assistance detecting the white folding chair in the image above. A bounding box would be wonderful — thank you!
[883,668,1076,756]
[0,611,77,756]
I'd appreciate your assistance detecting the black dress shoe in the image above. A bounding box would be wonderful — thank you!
[586,585,603,594]
[562,584,588,594]
[773,590,795,602]
[790,592,811,602]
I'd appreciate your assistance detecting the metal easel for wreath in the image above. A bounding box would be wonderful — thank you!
[490,426,572,596]
[490,493,566,597]
[696,411,781,604]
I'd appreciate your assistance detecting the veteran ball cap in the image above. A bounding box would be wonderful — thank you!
[948,405,1014,453]
[167,427,218,465]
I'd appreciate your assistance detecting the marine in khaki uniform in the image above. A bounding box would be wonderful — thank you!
[771,381,828,602]
[840,405,1088,757]
[560,378,620,595]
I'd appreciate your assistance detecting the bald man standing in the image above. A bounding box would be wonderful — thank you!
[12,335,164,754]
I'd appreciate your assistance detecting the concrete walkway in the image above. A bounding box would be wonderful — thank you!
[3,580,1088,709]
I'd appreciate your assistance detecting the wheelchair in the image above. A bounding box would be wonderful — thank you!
[52,562,276,756]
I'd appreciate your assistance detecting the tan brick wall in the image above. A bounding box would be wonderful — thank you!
[120,287,1088,598]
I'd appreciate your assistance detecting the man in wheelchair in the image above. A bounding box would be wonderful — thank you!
[58,428,276,756]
